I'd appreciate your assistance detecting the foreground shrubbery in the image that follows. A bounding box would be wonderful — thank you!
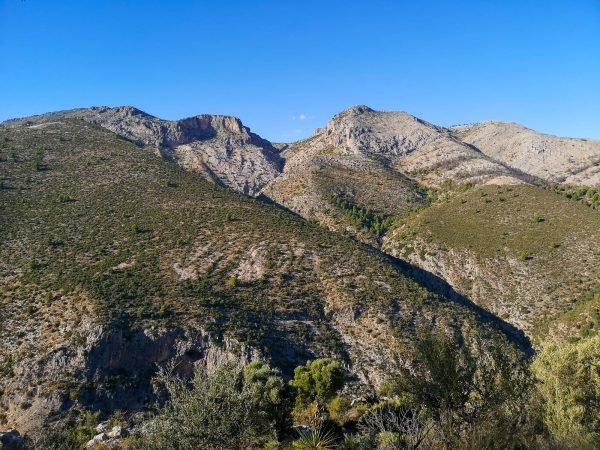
[531,335,600,448]
[30,332,600,449]
[133,332,599,449]
[136,361,288,449]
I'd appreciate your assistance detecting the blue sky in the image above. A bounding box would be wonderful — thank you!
[1,0,599,141]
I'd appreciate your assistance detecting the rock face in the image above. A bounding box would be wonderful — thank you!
[3,106,283,195]
[451,121,600,186]
[1,318,258,435]
[307,105,525,186]
[262,105,526,230]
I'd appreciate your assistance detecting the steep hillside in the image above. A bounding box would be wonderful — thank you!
[452,121,600,186]
[383,184,600,337]
[3,106,283,195]
[263,106,529,238]
[0,120,522,434]
[263,107,600,342]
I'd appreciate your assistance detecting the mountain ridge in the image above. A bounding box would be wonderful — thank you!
[0,119,526,434]
[3,106,284,195]
[5,104,600,189]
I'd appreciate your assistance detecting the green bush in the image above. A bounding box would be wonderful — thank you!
[138,361,286,450]
[327,395,353,426]
[292,426,338,450]
[130,223,141,234]
[291,359,345,405]
[383,330,537,448]
[243,360,290,431]
[531,335,600,448]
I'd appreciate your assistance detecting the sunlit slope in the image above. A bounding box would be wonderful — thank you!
[384,184,600,336]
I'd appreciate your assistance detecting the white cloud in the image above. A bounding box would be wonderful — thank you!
[292,113,314,121]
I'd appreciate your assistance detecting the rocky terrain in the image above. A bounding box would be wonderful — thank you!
[261,106,533,245]
[3,106,283,195]
[305,106,526,186]
[452,121,600,186]
[1,105,598,444]
[0,120,522,436]
[382,183,600,338]
[261,106,599,339]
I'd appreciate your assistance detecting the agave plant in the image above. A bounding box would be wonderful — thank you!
[292,426,338,450]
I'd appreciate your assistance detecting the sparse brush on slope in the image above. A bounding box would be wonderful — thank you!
[0,120,524,435]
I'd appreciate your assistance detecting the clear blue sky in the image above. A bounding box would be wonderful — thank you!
[1,0,599,141]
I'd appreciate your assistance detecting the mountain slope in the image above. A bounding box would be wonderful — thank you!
[451,121,600,186]
[383,183,600,338]
[0,120,523,434]
[263,106,600,341]
[262,105,528,243]
[3,106,283,195]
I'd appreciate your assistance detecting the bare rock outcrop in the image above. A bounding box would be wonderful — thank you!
[0,320,260,435]
[3,106,283,195]
[307,105,524,185]
[262,105,526,226]
[451,121,600,186]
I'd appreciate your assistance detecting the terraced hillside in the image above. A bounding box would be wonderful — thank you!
[0,120,521,434]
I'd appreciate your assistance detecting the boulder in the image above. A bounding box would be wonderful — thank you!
[85,432,106,448]
[106,426,129,438]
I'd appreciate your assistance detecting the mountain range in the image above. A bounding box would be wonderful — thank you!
[1,105,598,438]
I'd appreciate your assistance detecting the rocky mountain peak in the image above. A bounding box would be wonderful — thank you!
[2,107,283,195]
[311,106,454,161]
[339,104,375,116]
[452,120,600,185]
[96,105,151,118]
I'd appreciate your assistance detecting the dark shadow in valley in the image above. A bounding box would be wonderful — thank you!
[253,193,534,355]
[391,255,534,355]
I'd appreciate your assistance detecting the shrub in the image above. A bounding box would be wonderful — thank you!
[291,359,345,405]
[459,181,474,192]
[31,158,43,171]
[243,360,290,431]
[292,426,338,450]
[384,330,536,447]
[138,362,285,450]
[57,193,74,203]
[356,402,429,450]
[327,395,353,426]
[518,251,531,261]
[130,223,141,234]
[30,411,100,449]
[531,335,600,448]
